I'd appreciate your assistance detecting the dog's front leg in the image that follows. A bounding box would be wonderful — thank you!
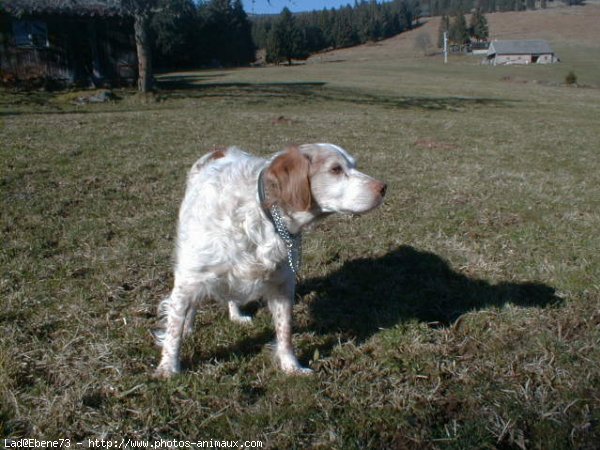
[267,283,312,375]
[154,285,193,378]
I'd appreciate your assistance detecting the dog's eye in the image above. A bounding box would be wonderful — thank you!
[330,165,343,175]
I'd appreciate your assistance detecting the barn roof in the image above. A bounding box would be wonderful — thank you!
[0,0,126,17]
[488,40,554,56]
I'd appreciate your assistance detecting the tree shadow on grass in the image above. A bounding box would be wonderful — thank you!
[154,75,514,111]
[1,75,514,117]
[299,245,561,352]
[155,71,228,84]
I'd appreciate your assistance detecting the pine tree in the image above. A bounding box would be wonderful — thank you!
[359,0,382,42]
[251,16,272,50]
[469,7,489,42]
[366,0,383,42]
[298,11,327,52]
[230,0,255,65]
[319,8,334,47]
[151,0,198,68]
[332,6,358,48]
[198,0,255,66]
[410,0,422,25]
[449,11,469,46]
[398,1,413,31]
[380,6,396,38]
[477,0,489,13]
[253,0,423,57]
[266,8,307,65]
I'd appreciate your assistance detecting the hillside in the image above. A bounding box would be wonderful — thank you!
[308,2,600,62]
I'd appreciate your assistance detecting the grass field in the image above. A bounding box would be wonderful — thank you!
[2,5,600,449]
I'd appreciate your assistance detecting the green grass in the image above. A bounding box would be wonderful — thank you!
[1,43,600,448]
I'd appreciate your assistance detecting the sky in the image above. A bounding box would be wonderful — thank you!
[242,0,359,15]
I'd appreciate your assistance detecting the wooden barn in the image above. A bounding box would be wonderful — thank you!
[0,0,137,87]
[486,40,558,66]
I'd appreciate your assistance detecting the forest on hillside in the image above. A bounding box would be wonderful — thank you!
[151,0,583,69]
[152,0,421,68]
[252,0,421,63]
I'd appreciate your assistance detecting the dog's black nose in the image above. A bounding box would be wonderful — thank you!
[379,182,387,197]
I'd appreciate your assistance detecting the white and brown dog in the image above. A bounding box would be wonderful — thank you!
[154,143,386,377]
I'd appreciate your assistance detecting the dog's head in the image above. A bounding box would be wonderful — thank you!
[264,143,386,217]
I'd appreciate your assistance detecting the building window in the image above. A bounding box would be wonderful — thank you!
[12,20,48,48]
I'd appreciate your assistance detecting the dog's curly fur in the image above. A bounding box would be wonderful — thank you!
[154,143,386,377]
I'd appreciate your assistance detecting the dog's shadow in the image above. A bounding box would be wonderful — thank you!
[297,245,561,355]
[184,245,560,368]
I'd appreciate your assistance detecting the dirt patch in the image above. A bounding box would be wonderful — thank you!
[271,115,294,125]
[415,138,458,151]
[501,75,528,84]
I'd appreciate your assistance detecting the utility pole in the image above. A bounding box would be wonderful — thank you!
[443,31,448,64]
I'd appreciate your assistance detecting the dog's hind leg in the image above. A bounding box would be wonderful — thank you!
[228,301,253,324]
[182,301,198,337]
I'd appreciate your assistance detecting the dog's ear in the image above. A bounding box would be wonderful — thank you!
[265,146,312,212]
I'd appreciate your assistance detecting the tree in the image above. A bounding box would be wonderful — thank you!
[266,8,307,65]
[198,0,255,66]
[123,0,161,92]
[230,0,255,65]
[448,11,469,47]
[332,6,359,48]
[318,8,335,48]
[380,5,398,38]
[398,0,414,31]
[469,7,489,42]
[252,0,423,57]
[366,0,383,42]
[251,15,272,50]
[200,0,232,64]
[151,0,198,68]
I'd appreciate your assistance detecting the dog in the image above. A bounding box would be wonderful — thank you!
[154,143,386,377]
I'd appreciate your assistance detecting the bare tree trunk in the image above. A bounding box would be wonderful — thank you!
[134,13,153,92]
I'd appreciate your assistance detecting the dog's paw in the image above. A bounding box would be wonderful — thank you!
[153,365,179,380]
[278,354,313,375]
[281,365,313,375]
[228,302,253,324]
[291,366,314,375]
[230,314,253,324]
